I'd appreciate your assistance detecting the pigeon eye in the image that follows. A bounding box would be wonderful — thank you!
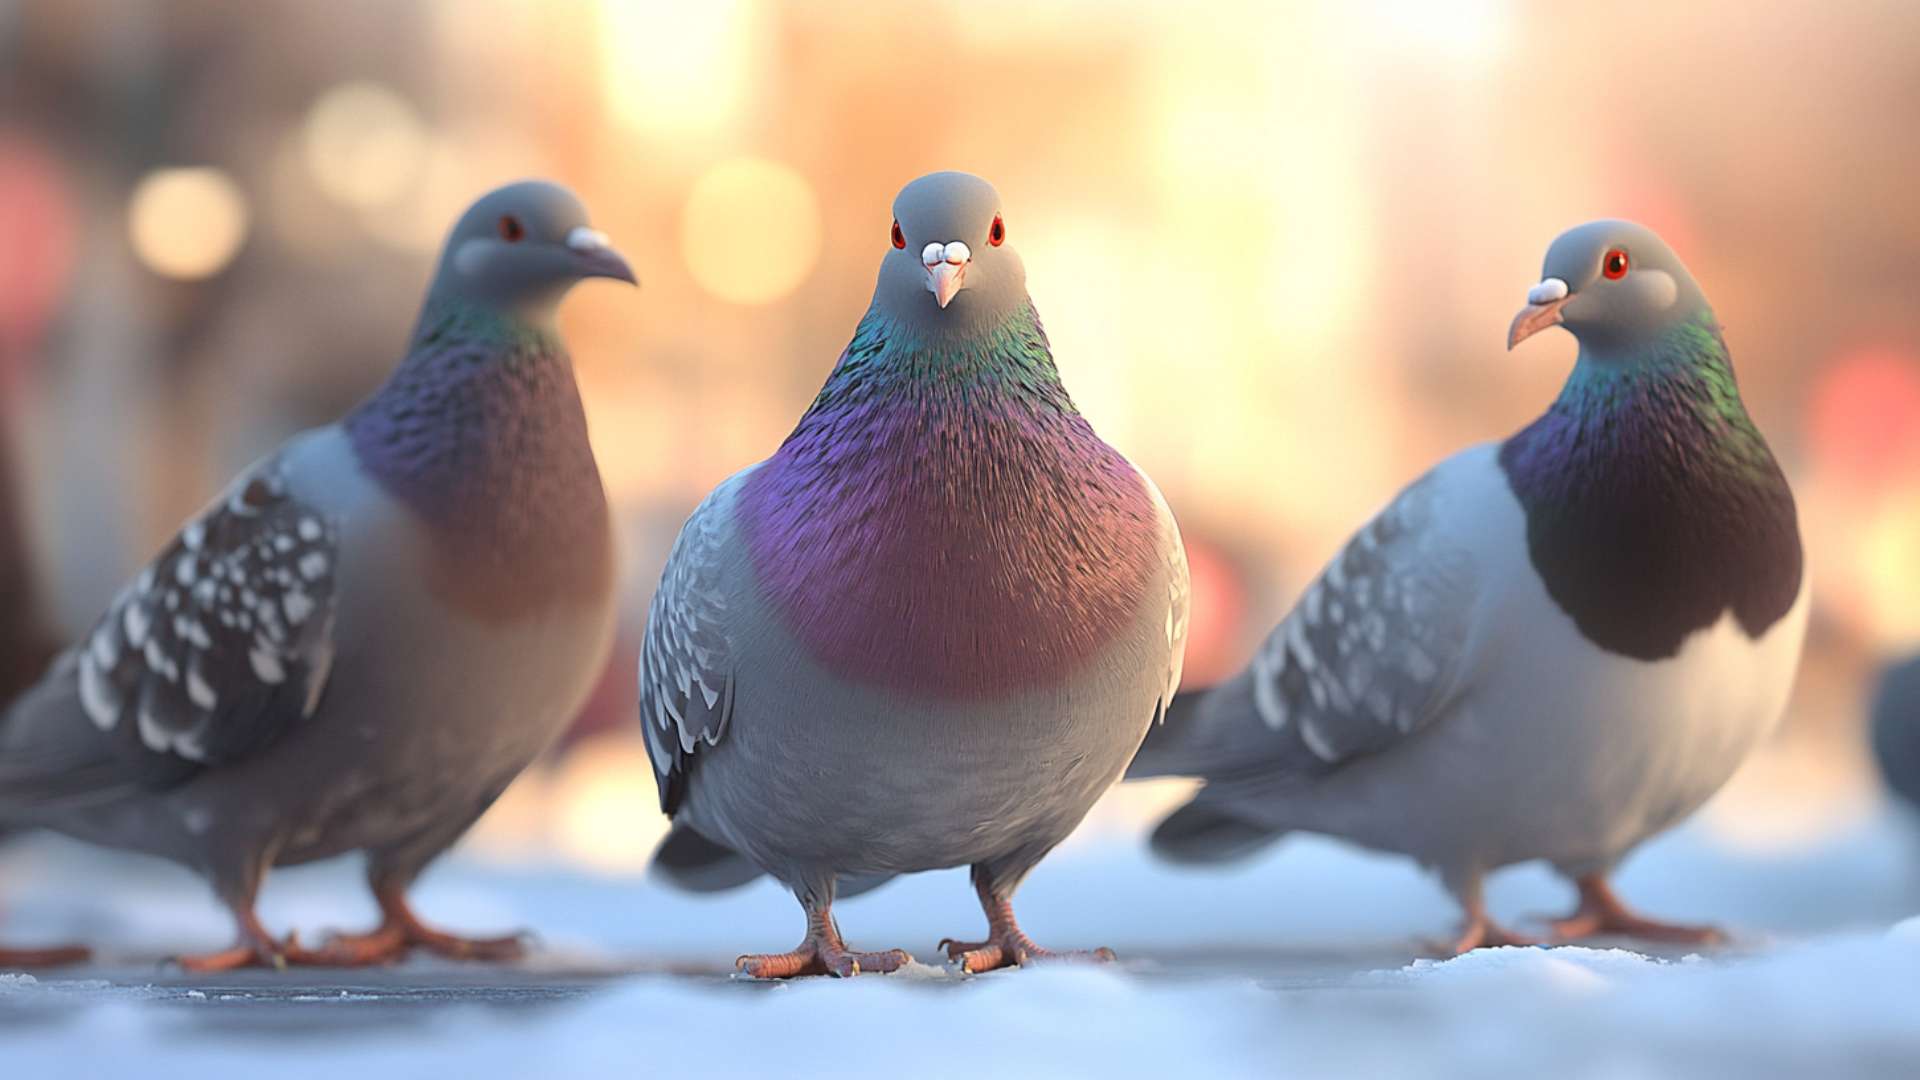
[498,215,525,243]
[890,220,906,250]
[1601,248,1629,279]
[988,215,1005,247]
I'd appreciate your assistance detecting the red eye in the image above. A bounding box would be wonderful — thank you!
[890,220,906,249]
[498,215,525,242]
[988,214,1005,247]
[1601,248,1629,279]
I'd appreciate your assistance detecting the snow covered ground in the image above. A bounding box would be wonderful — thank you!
[2,782,1917,1078]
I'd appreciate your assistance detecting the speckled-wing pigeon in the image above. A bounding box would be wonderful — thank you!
[1129,220,1806,953]
[639,171,1189,977]
[0,180,633,971]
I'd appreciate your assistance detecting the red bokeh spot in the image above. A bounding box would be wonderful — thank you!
[1807,347,1920,491]
[1181,535,1248,688]
[0,133,78,366]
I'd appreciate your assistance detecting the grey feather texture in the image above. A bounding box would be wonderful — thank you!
[639,471,743,816]
[1131,220,1808,951]
[0,180,629,966]
[1248,472,1472,767]
[75,465,339,772]
[638,172,1188,975]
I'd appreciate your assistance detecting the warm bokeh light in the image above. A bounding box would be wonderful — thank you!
[303,81,428,211]
[598,0,763,141]
[126,167,250,281]
[1861,494,1920,647]
[4,0,1917,873]
[551,737,668,872]
[679,156,822,305]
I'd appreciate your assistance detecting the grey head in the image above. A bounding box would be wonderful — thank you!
[872,171,1028,340]
[1508,220,1710,355]
[423,180,636,327]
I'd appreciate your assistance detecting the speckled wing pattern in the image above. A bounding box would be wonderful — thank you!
[639,474,741,815]
[68,457,341,780]
[1246,470,1476,769]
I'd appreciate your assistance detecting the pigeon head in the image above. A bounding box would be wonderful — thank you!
[1508,220,1708,355]
[428,180,635,319]
[873,172,1027,337]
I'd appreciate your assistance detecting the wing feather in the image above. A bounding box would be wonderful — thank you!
[638,470,749,815]
[0,453,340,809]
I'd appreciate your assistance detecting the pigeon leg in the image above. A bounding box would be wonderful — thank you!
[736,898,910,979]
[319,883,530,965]
[175,903,329,973]
[1547,874,1725,945]
[1431,875,1538,955]
[939,865,1116,974]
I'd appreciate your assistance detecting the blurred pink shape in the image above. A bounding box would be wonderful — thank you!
[1808,346,1920,493]
[0,132,78,392]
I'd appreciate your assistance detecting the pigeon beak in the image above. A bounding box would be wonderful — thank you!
[566,226,638,286]
[928,261,967,309]
[1507,277,1571,350]
[922,240,972,309]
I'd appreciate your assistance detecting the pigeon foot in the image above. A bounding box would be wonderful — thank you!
[318,887,531,965]
[735,903,908,979]
[735,940,911,979]
[174,920,331,973]
[0,944,91,969]
[1547,874,1726,946]
[938,930,1116,974]
[1430,916,1540,956]
[942,877,1116,974]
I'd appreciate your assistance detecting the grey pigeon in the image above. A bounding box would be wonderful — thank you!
[1129,221,1807,953]
[1871,654,1920,815]
[0,180,633,970]
[639,171,1189,977]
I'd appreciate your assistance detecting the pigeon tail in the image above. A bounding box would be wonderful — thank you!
[1126,684,1222,779]
[1148,799,1285,865]
[650,823,899,898]
[650,823,765,893]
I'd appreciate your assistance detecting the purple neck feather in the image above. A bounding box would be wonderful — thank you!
[738,301,1161,699]
[345,298,611,616]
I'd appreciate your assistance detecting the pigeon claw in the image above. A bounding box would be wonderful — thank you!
[173,930,330,973]
[734,940,910,979]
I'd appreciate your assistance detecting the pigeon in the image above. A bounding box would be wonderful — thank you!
[0,180,633,971]
[639,171,1189,977]
[1871,654,1920,816]
[1128,220,1807,953]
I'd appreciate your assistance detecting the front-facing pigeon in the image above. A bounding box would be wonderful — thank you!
[0,181,632,970]
[1128,221,1807,953]
[640,171,1189,977]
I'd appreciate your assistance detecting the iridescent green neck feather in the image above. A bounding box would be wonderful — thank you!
[739,299,1161,699]
[1499,311,1802,660]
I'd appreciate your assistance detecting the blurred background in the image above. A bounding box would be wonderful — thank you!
[1,0,1917,893]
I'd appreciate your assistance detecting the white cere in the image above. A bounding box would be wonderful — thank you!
[1527,278,1569,304]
